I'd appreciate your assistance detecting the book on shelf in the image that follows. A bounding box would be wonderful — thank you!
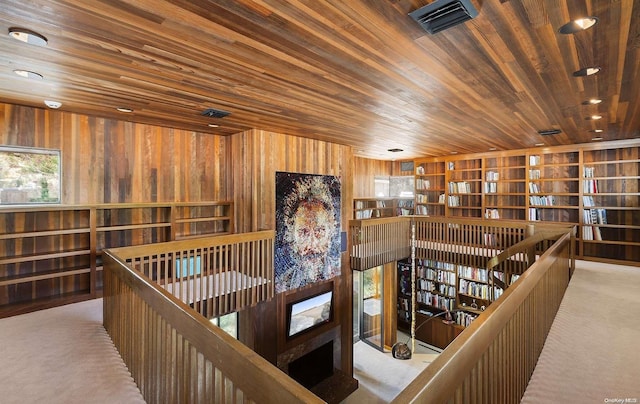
[583,179,598,193]
[529,195,555,206]
[438,193,446,204]
[584,166,595,178]
[355,209,373,219]
[529,155,541,166]
[415,205,428,215]
[416,178,431,190]
[528,207,541,221]
[448,195,460,207]
[486,171,499,181]
[449,181,471,194]
[528,182,540,193]
[528,169,541,179]
[485,208,500,219]
[484,182,497,193]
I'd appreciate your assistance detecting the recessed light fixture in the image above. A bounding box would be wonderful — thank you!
[538,129,562,136]
[489,147,497,151]
[582,98,603,105]
[558,17,599,34]
[573,67,601,77]
[535,143,545,147]
[8,27,48,46]
[44,100,62,109]
[592,137,603,141]
[207,124,219,128]
[116,107,133,113]
[387,148,403,153]
[590,129,604,133]
[588,115,603,120]
[13,69,43,80]
[450,151,458,155]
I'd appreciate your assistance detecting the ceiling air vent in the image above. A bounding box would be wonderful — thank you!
[538,129,562,136]
[409,0,479,34]
[201,108,231,118]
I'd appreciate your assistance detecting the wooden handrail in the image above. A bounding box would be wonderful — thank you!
[103,250,321,404]
[393,231,573,403]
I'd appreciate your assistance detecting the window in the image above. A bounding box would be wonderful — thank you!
[0,146,61,205]
[210,312,238,338]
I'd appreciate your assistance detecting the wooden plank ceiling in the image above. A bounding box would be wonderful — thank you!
[0,0,638,159]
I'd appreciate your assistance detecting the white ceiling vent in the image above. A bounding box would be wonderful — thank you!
[409,0,479,34]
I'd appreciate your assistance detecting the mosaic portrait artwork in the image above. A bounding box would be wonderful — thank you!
[275,172,341,293]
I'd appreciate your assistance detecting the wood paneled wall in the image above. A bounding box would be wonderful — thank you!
[230,128,355,376]
[353,156,392,197]
[0,104,232,203]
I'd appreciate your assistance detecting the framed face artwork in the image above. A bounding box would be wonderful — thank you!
[275,172,341,293]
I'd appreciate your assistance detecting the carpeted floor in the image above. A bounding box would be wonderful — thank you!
[0,298,145,404]
[521,260,640,403]
[342,337,440,403]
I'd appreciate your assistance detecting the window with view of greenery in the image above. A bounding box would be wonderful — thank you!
[0,146,61,205]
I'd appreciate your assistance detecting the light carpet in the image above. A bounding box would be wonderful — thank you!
[0,298,145,404]
[342,340,440,403]
[521,260,640,403]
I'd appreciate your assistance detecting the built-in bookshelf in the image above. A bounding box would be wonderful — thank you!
[353,197,396,219]
[396,198,415,216]
[0,201,234,317]
[580,146,640,262]
[483,155,527,220]
[397,257,507,347]
[414,160,446,216]
[411,141,640,264]
[526,151,580,223]
[445,158,483,218]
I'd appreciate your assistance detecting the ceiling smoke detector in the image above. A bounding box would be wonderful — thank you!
[201,108,231,118]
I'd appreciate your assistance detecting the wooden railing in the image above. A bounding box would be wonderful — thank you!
[106,231,274,319]
[103,231,322,404]
[393,229,573,403]
[349,216,411,270]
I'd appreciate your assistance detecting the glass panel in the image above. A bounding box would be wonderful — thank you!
[211,312,238,339]
[361,265,384,351]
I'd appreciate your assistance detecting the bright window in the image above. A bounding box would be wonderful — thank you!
[210,312,238,338]
[0,146,61,205]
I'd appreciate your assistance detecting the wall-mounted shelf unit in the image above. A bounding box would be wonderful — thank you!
[412,140,640,265]
[0,201,233,317]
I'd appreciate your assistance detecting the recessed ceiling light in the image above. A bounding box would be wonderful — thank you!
[538,129,562,136]
[44,100,62,109]
[558,17,599,34]
[489,147,497,151]
[592,137,603,141]
[13,69,43,80]
[387,148,403,152]
[450,151,458,155]
[590,129,604,133]
[573,67,601,77]
[535,143,545,147]
[588,115,603,120]
[8,28,48,46]
[116,107,133,113]
[207,124,219,128]
[583,98,602,105]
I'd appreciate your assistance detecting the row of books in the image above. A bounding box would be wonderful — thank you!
[448,181,472,194]
[416,178,431,190]
[529,169,541,179]
[529,195,556,206]
[486,171,500,181]
[528,182,541,193]
[584,166,595,178]
[354,209,375,219]
[415,205,429,215]
[485,208,500,219]
[584,179,598,193]
[528,207,541,221]
[417,292,455,311]
[457,266,489,282]
[458,280,491,299]
[455,311,478,327]
[530,155,541,166]
[416,194,429,203]
[484,182,498,193]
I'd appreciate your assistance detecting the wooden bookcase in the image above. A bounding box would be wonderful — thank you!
[483,154,527,220]
[0,201,233,317]
[414,159,446,216]
[353,197,414,219]
[580,146,640,262]
[412,139,640,265]
[445,158,483,218]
